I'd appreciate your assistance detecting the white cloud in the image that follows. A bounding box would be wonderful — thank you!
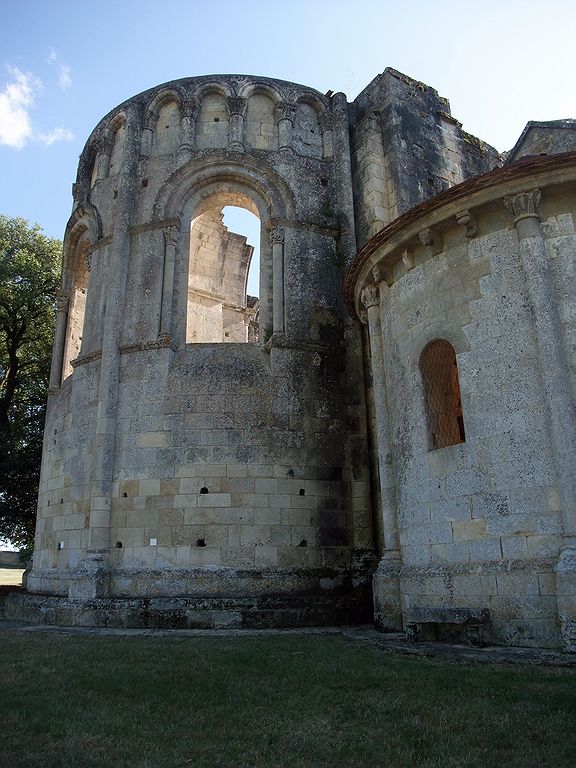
[0,66,74,150]
[58,64,72,90]
[38,127,74,145]
[0,67,41,149]
[46,48,72,90]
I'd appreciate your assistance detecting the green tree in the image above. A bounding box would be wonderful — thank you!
[0,215,61,549]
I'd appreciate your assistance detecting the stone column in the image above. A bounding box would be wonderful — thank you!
[361,284,400,555]
[228,96,247,150]
[79,103,141,588]
[270,226,285,335]
[48,290,69,392]
[332,93,375,587]
[140,113,157,157]
[361,281,402,631]
[331,92,357,264]
[177,98,197,164]
[95,136,111,181]
[159,225,180,338]
[276,102,295,151]
[504,189,576,649]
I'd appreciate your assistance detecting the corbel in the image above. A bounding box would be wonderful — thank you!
[401,248,415,271]
[456,209,479,239]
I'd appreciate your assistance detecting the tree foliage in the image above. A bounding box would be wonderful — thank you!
[0,215,61,549]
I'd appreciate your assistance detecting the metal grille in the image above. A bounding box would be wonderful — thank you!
[420,340,466,450]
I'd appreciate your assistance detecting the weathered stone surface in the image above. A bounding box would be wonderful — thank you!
[18,68,576,647]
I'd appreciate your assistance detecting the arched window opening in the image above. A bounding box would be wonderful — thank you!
[186,202,260,344]
[420,339,466,450]
[62,241,90,379]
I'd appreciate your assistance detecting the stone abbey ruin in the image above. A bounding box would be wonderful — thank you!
[8,68,576,650]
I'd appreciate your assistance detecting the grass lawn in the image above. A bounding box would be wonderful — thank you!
[0,631,575,768]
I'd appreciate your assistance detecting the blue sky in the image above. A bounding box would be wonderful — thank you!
[1,0,575,264]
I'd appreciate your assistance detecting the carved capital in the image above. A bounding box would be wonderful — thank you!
[419,228,434,247]
[456,209,478,239]
[227,96,247,117]
[163,225,180,248]
[504,189,541,224]
[56,289,70,312]
[361,284,380,309]
[270,226,284,246]
[275,101,296,122]
[180,98,198,120]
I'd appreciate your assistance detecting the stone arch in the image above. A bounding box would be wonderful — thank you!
[155,153,295,221]
[154,156,295,346]
[145,87,184,118]
[144,88,183,155]
[196,86,231,149]
[237,81,283,103]
[59,204,102,380]
[409,322,471,374]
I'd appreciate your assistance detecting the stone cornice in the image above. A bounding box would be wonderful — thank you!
[343,151,576,318]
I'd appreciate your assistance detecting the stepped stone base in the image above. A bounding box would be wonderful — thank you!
[5,590,372,630]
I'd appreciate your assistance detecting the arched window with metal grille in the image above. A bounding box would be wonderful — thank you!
[419,339,466,450]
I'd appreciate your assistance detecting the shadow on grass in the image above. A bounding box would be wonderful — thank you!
[1,632,575,767]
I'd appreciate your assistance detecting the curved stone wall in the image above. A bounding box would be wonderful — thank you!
[28,75,373,622]
[347,155,576,648]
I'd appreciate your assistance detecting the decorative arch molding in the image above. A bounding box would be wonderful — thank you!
[194,81,235,102]
[153,153,296,222]
[145,86,185,118]
[51,203,103,386]
[153,154,296,348]
[237,81,283,104]
[102,109,129,150]
[408,324,471,376]
[295,93,329,119]
[62,203,103,281]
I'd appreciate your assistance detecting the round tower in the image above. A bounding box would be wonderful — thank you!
[25,75,374,627]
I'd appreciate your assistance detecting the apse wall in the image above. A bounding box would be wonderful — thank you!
[28,75,373,618]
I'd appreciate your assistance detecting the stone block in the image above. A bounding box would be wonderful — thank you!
[452,519,486,541]
[526,534,561,558]
[255,545,278,566]
[496,571,540,597]
[137,431,170,448]
[198,493,231,508]
[139,479,160,496]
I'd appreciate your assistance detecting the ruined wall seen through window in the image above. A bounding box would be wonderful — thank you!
[186,205,259,343]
